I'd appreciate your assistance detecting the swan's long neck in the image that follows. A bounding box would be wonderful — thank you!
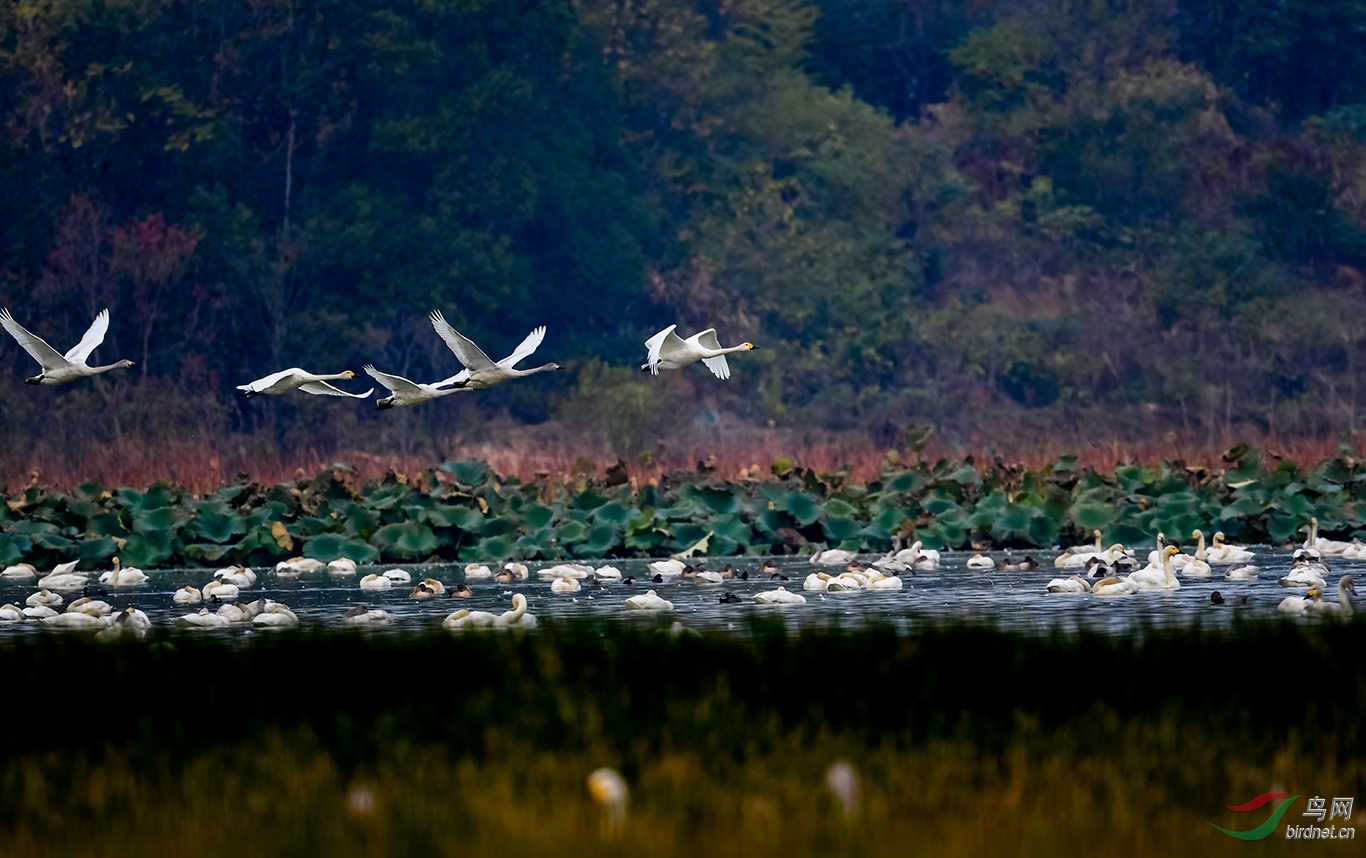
[1195,532,1206,561]
[87,363,126,375]
[1094,532,1103,551]
[1340,582,1354,616]
[1307,519,1319,549]
[510,363,558,378]
[1163,551,1175,587]
[318,372,353,382]
[701,344,752,358]
[504,595,526,621]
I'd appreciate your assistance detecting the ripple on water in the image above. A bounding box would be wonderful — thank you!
[0,549,1349,639]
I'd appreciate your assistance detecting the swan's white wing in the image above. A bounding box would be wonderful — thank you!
[644,324,683,375]
[298,381,375,398]
[0,309,70,371]
[363,364,421,393]
[64,309,109,364]
[429,310,497,372]
[433,368,471,389]
[497,326,546,369]
[236,368,300,393]
[691,329,730,379]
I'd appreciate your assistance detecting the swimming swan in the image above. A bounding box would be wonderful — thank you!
[1129,545,1181,591]
[624,590,673,611]
[966,553,994,570]
[1304,517,1351,556]
[465,563,495,580]
[41,611,113,629]
[803,572,832,591]
[359,573,392,590]
[173,586,202,604]
[443,607,499,630]
[236,368,373,398]
[1,563,36,580]
[201,580,240,600]
[1207,532,1255,564]
[66,597,112,616]
[864,571,903,591]
[0,307,134,384]
[178,608,231,628]
[1305,575,1356,617]
[1280,559,1329,589]
[753,586,806,605]
[37,561,86,590]
[429,311,560,389]
[23,605,58,619]
[1091,575,1138,596]
[99,557,148,587]
[327,558,358,577]
[343,606,392,626]
[1179,532,1212,577]
[1223,562,1260,580]
[593,565,623,581]
[275,557,326,576]
[811,549,858,567]
[253,605,299,627]
[1342,539,1366,560]
[1045,575,1092,594]
[495,594,536,628]
[551,576,581,593]
[213,565,256,587]
[25,589,63,607]
[641,325,758,379]
[647,559,686,577]
[382,569,411,584]
[0,604,24,621]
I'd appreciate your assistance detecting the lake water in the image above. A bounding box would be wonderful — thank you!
[0,548,1353,639]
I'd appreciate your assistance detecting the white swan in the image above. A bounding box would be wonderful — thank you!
[754,586,806,605]
[359,573,392,590]
[538,563,592,580]
[201,580,240,600]
[865,571,903,591]
[173,586,202,604]
[593,565,623,581]
[275,557,325,576]
[0,307,134,384]
[463,563,494,580]
[363,364,469,410]
[1146,533,1167,566]
[1280,560,1329,589]
[41,611,112,629]
[443,607,499,630]
[429,311,560,389]
[1130,545,1181,591]
[1,563,36,580]
[1091,575,1138,596]
[25,589,63,607]
[1057,530,1105,568]
[811,549,857,567]
[409,578,444,599]
[624,589,673,611]
[1179,533,1212,577]
[966,553,994,570]
[1305,576,1356,617]
[1223,563,1260,580]
[803,572,831,591]
[0,604,24,621]
[1304,517,1352,556]
[1342,539,1366,560]
[382,568,412,584]
[551,576,581,593]
[99,557,148,587]
[825,573,864,592]
[253,605,300,628]
[327,558,358,577]
[495,594,536,628]
[178,608,231,628]
[95,607,151,641]
[236,368,373,399]
[23,605,58,619]
[214,565,256,587]
[641,325,757,378]
[37,560,86,590]
[66,597,112,616]
[693,570,724,584]
[1207,532,1255,564]
[647,559,686,576]
[1045,575,1092,594]
[343,606,392,626]
[1277,594,1311,616]
[216,602,253,623]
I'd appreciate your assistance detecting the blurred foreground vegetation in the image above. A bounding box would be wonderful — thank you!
[6,446,1366,568]
[4,0,1366,456]
[0,619,1362,856]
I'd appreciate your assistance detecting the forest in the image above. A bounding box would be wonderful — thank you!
[3,0,1366,474]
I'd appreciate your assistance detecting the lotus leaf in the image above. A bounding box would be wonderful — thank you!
[119,531,173,568]
[699,486,739,514]
[823,498,858,520]
[521,504,556,529]
[777,492,821,526]
[302,533,379,563]
[361,483,412,511]
[370,521,439,559]
[440,459,490,487]
[182,542,235,563]
[557,521,588,544]
[293,516,335,538]
[473,535,516,562]
[823,517,862,542]
[1069,502,1114,531]
[8,520,59,536]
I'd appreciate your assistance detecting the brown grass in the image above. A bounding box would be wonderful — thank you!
[5,418,1362,494]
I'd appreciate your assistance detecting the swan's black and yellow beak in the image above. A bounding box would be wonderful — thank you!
[748,343,759,350]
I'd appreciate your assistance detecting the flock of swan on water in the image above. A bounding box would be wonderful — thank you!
[0,519,1357,637]
[0,306,760,403]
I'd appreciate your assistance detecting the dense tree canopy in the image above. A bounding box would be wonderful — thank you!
[2,0,1366,453]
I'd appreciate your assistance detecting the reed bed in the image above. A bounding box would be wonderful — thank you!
[0,619,1361,857]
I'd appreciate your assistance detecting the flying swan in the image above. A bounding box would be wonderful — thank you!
[236,368,373,399]
[640,325,758,378]
[363,364,468,410]
[0,308,134,384]
[429,311,560,389]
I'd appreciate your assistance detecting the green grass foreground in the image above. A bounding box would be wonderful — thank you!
[5,446,1366,570]
[0,619,1362,856]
